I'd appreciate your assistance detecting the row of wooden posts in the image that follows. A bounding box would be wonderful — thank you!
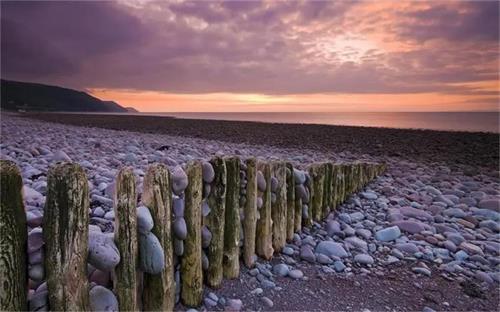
[0,158,385,311]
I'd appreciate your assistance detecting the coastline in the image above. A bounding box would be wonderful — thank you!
[18,112,499,171]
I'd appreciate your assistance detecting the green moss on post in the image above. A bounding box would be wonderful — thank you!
[142,164,175,311]
[322,163,333,218]
[181,161,203,307]
[0,160,27,311]
[243,158,257,268]
[223,157,240,278]
[285,163,295,241]
[44,163,89,311]
[205,157,227,287]
[293,183,302,232]
[309,164,325,222]
[113,167,138,311]
[255,162,273,259]
[271,161,287,252]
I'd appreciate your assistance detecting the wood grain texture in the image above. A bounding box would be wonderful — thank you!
[223,157,240,278]
[0,160,27,311]
[309,164,325,222]
[181,161,203,307]
[142,164,175,311]
[285,163,295,241]
[44,162,89,311]
[243,158,257,268]
[113,167,138,311]
[255,162,273,259]
[205,157,227,287]
[271,161,286,252]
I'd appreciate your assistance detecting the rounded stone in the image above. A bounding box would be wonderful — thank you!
[28,229,44,253]
[288,269,304,279]
[375,226,401,242]
[89,285,119,312]
[88,231,120,272]
[202,226,212,248]
[202,251,209,270]
[173,197,185,217]
[354,254,374,265]
[202,161,215,183]
[315,241,348,258]
[28,264,44,281]
[273,263,289,277]
[202,200,211,217]
[171,166,188,195]
[139,232,165,274]
[174,238,184,256]
[173,217,188,240]
[293,169,306,185]
[270,177,278,192]
[257,171,266,192]
[257,197,263,209]
[137,205,154,234]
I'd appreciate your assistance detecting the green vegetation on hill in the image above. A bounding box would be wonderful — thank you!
[0,79,128,112]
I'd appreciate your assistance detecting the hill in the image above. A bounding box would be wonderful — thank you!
[0,79,128,112]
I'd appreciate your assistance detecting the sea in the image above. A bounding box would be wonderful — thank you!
[132,112,499,133]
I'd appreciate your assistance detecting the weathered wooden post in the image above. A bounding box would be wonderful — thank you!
[204,157,226,287]
[293,181,302,232]
[338,163,347,204]
[309,163,325,222]
[331,164,340,210]
[255,162,273,259]
[223,157,240,278]
[142,164,175,311]
[44,163,89,311]
[303,173,313,227]
[271,161,287,251]
[181,161,203,307]
[113,167,138,311]
[0,160,27,311]
[285,163,295,241]
[243,158,257,268]
[322,163,333,218]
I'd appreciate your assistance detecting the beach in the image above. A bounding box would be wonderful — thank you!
[2,112,499,311]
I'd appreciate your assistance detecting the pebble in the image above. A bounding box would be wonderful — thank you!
[261,296,273,308]
[257,171,266,192]
[139,232,165,274]
[173,197,185,217]
[171,166,188,195]
[89,285,119,312]
[315,241,348,258]
[273,263,289,277]
[202,161,215,183]
[226,299,242,311]
[412,267,431,277]
[52,150,72,162]
[137,205,154,234]
[354,254,374,265]
[173,217,188,240]
[375,226,401,242]
[288,269,304,279]
[88,231,120,272]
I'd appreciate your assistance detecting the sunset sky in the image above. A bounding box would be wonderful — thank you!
[1,1,499,112]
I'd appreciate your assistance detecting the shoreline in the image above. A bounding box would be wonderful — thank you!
[18,112,500,171]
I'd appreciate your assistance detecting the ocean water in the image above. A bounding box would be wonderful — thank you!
[146,112,499,133]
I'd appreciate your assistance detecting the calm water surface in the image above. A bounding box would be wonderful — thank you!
[148,112,499,133]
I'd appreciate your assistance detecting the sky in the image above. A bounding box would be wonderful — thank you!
[1,0,499,112]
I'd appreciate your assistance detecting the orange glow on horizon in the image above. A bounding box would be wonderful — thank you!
[89,82,499,113]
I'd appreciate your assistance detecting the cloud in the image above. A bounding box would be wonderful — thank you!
[1,0,498,106]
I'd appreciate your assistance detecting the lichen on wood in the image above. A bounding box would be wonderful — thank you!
[243,158,257,268]
[0,160,27,311]
[204,157,226,287]
[44,162,90,311]
[181,161,203,307]
[113,167,138,311]
[309,163,325,222]
[142,164,175,311]
[271,161,287,252]
[285,162,295,241]
[255,161,273,259]
[223,157,240,278]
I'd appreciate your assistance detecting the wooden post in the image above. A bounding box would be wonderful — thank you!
[255,162,273,259]
[223,157,240,278]
[293,182,302,232]
[303,174,313,227]
[332,164,339,210]
[322,163,333,218]
[271,161,287,252]
[142,164,175,311]
[243,158,257,268]
[309,164,325,222]
[181,161,203,307]
[285,163,295,241]
[113,167,138,311]
[338,164,347,204]
[0,160,27,311]
[44,163,89,311]
[204,157,226,287]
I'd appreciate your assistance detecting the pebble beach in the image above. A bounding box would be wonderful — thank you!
[2,113,499,311]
